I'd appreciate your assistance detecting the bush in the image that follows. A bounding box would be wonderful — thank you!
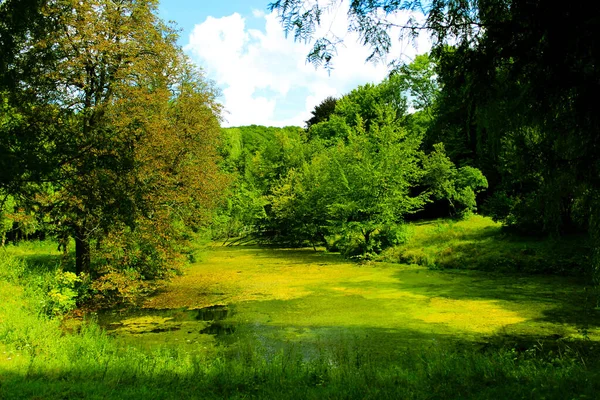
[95,220,187,281]
[90,269,158,308]
[332,227,367,259]
[329,223,413,260]
[44,271,81,316]
[379,216,589,276]
[372,224,412,249]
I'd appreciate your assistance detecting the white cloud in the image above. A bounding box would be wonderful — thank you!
[185,4,431,127]
[251,9,265,18]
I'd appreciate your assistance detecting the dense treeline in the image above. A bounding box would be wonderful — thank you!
[270,0,599,277]
[213,58,487,258]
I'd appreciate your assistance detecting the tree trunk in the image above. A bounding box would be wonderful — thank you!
[74,226,91,275]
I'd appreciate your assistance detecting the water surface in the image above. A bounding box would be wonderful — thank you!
[97,246,600,356]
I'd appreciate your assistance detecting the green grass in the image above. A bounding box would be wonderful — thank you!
[380,215,590,276]
[1,276,599,400]
[1,232,600,399]
[1,340,599,399]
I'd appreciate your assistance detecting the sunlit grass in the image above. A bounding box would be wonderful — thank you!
[381,215,590,276]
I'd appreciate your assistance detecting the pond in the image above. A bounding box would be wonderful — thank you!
[94,245,600,358]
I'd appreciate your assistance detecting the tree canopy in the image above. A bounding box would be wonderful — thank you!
[0,0,225,278]
[270,0,600,279]
[214,58,487,258]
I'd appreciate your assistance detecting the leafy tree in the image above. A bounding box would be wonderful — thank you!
[218,54,443,246]
[257,68,487,255]
[391,53,438,144]
[307,72,410,144]
[269,75,457,255]
[423,143,488,217]
[336,74,407,129]
[308,113,351,145]
[245,127,306,194]
[270,110,427,255]
[326,113,427,256]
[391,54,438,113]
[213,125,307,241]
[305,96,337,130]
[306,114,352,143]
[0,0,224,276]
[269,0,485,68]
[0,0,48,91]
[0,193,15,246]
[268,153,332,247]
[212,180,267,242]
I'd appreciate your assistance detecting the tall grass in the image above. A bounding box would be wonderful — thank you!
[380,215,590,276]
[1,241,599,399]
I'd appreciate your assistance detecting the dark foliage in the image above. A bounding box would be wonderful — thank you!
[305,96,338,130]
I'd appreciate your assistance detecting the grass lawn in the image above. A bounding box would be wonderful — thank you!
[381,215,590,276]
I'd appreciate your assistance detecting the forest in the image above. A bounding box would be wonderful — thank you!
[1,0,599,399]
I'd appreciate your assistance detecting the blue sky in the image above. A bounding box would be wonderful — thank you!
[159,0,268,42]
[159,1,431,127]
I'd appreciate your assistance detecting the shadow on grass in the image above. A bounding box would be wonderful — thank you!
[211,244,347,266]
[22,253,64,272]
[434,235,590,276]
[2,240,75,275]
[1,330,600,400]
[387,217,590,280]
[390,267,600,329]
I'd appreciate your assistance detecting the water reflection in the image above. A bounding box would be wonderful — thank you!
[96,304,237,339]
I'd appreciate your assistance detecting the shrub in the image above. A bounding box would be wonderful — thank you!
[44,271,81,316]
[90,269,158,307]
[330,223,413,260]
[372,224,412,249]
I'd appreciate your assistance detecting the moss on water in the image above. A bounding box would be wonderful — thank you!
[416,298,526,333]
[130,239,600,352]
[144,247,362,309]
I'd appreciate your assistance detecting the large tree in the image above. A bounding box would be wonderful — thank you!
[0,0,224,275]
